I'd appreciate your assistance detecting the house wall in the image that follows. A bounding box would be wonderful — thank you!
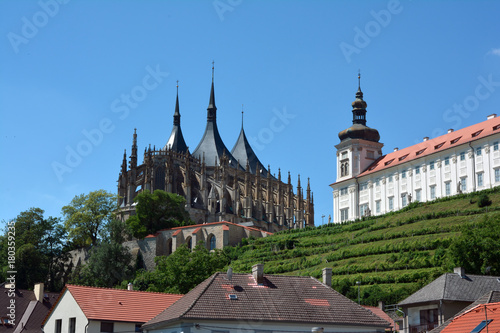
[333,132,500,222]
[88,320,137,333]
[43,289,88,333]
[144,319,388,333]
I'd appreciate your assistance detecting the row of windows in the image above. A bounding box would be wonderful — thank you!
[341,168,500,221]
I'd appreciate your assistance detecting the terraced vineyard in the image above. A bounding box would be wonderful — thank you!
[227,188,500,305]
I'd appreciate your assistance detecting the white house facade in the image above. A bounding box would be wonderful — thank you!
[331,76,500,222]
[43,284,182,333]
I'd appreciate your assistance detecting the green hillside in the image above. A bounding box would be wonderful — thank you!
[227,188,500,306]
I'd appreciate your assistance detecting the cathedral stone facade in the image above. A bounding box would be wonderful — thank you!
[118,72,314,232]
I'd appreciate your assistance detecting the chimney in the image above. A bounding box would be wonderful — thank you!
[454,267,465,277]
[378,300,385,310]
[252,263,264,284]
[423,137,429,142]
[393,148,398,152]
[34,283,44,302]
[322,267,332,287]
[127,283,133,291]
[448,129,454,133]
[487,114,497,120]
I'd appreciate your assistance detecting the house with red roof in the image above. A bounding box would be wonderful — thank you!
[331,75,500,222]
[142,265,391,333]
[440,301,500,333]
[42,284,182,333]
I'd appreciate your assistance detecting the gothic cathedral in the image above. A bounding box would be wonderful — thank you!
[118,69,314,232]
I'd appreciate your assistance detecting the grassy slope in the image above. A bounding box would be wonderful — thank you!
[228,189,500,305]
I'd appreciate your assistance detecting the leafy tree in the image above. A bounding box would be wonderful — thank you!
[134,242,228,293]
[71,219,133,288]
[62,190,117,248]
[447,214,500,275]
[0,208,67,290]
[126,190,192,239]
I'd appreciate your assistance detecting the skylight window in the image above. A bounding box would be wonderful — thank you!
[434,142,445,150]
[471,130,483,138]
[384,159,394,166]
[450,136,462,144]
[228,294,238,300]
[416,148,427,156]
[399,154,409,161]
[494,124,500,131]
[470,319,492,333]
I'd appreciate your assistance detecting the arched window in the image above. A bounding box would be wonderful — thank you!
[186,236,192,250]
[208,234,216,251]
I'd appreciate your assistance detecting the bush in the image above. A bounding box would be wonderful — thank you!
[478,194,492,208]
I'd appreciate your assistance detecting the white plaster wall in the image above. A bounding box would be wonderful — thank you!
[87,320,137,333]
[145,319,388,333]
[332,133,500,222]
[407,304,438,327]
[43,290,88,333]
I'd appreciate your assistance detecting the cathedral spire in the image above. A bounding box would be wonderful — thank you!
[207,61,217,121]
[173,80,180,126]
[164,83,188,153]
[130,128,137,169]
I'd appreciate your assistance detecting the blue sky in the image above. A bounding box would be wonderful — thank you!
[1,0,500,226]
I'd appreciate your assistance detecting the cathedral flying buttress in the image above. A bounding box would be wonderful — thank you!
[118,69,314,232]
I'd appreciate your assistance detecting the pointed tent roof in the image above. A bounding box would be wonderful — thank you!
[164,84,188,153]
[192,68,239,168]
[231,115,268,177]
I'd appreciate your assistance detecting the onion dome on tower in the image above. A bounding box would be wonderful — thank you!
[338,73,380,143]
[164,81,188,152]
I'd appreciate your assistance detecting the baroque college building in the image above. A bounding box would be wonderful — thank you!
[118,70,314,233]
[331,75,500,222]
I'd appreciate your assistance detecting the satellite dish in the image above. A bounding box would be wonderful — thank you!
[227,267,233,281]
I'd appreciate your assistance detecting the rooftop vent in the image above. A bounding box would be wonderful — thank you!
[394,147,398,152]
[448,129,454,133]
[488,114,497,120]
[423,137,429,142]
[322,267,332,287]
[454,267,466,278]
[127,283,133,291]
[252,263,264,284]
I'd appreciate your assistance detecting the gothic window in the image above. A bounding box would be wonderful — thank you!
[208,234,216,251]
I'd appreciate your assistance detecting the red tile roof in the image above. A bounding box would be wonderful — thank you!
[441,301,500,333]
[362,305,398,331]
[333,115,500,185]
[143,272,390,330]
[50,285,182,324]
